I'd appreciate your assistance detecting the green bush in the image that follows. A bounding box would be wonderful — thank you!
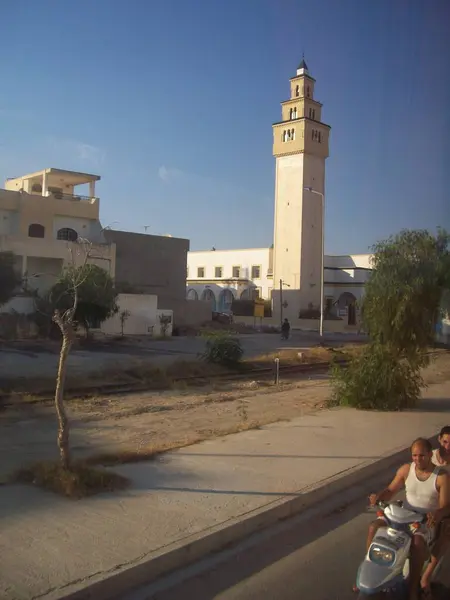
[202,333,244,367]
[330,343,423,411]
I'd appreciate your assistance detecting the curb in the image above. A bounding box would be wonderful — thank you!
[50,433,439,600]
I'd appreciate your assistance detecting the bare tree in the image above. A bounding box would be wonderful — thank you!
[51,238,110,469]
[119,309,131,337]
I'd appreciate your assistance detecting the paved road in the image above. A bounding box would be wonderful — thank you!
[126,472,450,600]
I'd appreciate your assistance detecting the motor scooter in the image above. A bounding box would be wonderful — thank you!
[355,500,443,598]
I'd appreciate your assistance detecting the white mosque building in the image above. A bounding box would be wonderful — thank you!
[186,60,372,325]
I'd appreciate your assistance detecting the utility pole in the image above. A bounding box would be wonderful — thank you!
[280,278,283,329]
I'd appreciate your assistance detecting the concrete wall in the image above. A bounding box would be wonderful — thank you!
[168,299,212,327]
[104,229,189,322]
[0,235,115,285]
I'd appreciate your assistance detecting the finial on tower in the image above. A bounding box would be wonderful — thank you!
[297,55,309,76]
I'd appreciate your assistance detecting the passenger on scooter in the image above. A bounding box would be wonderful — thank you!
[420,427,450,595]
[364,438,450,600]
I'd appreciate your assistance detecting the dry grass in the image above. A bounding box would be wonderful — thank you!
[248,343,365,368]
[10,461,130,498]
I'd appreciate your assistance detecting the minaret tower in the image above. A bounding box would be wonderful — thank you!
[272,58,330,319]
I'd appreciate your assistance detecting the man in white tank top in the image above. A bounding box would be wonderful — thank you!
[366,438,450,600]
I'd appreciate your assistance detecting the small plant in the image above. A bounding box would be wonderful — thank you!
[330,343,423,411]
[202,333,244,367]
[159,313,172,337]
[238,399,249,422]
[119,309,131,337]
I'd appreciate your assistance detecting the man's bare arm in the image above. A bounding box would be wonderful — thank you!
[435,472,450,522]
[370,464,409,505]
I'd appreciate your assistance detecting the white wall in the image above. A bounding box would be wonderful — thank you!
[101,293,172,337]
[187,247,273,300]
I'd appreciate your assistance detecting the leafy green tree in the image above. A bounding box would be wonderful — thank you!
[51,264,118,337]
[332,229,450,410]
[361,228,450,366]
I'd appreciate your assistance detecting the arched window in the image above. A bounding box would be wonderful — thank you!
[186,289,198,301]
[28,223,45,238]
[57,227,78,241]
[218,289,234,312]
[201,288,217,311]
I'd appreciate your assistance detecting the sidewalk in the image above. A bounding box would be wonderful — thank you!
[1,382,449,600]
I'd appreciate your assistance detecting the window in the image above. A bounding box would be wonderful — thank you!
[251,265,261,279]
[289,107,297,120]
[28,223,45,238]
[187,289,198,301]
[306,86,310,98]
[318,131,322,143]
[197,266,205,278]
[31,183,42,193]
[291,128,295,140]
[215,266,223,278]
[57,227,78,241]
[282,130,287,142]
[232,266,241,278]
[295,85,300,97]
[325,297,334,314]
[312,129,320,142]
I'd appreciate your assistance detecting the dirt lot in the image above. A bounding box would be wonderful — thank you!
[1,350,449,480]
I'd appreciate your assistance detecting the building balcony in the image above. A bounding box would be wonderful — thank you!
[47,191,98,203]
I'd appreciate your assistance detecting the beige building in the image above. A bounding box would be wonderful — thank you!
[0,167,207,330]
[0,168,115,295]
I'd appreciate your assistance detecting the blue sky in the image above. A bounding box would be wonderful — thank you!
[1,0,449,254]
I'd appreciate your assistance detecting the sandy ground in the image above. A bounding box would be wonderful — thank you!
[1,351,449,480]
[0,332,366,384]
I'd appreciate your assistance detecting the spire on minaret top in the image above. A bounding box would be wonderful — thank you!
[297,56,309,76]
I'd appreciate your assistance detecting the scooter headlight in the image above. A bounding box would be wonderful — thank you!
[369,545,395,567]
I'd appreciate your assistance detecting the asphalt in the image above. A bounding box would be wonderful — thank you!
[125,472,450,600]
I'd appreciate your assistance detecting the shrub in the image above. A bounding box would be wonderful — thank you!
[202,333,244,367]
[330,343,423,411]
